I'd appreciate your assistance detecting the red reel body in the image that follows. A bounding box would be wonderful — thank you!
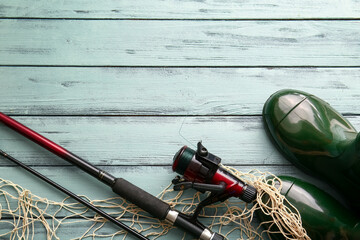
[172,143,257,203]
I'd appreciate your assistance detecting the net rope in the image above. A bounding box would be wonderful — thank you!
[0,168,310,240]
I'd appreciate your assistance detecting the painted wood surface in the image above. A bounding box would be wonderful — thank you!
[1,0,360,19]
[1,67,360,115]
[1,0,359,239]
[0,115,283,166]
[1,115,360,167]
[1,20,360,66]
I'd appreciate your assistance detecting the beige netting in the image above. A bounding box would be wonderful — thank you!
[0,168,310,240]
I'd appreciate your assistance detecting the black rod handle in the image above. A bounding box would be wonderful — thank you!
[112,178,225,240]
[112,178,170,220]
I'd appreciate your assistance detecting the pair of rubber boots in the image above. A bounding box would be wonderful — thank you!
[260,89,360,239]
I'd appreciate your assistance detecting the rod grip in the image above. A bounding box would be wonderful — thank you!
[112,178,170,220]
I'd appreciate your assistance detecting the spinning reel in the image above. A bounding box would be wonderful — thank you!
[172,142,257,220]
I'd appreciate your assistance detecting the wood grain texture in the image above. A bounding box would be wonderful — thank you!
[1,67,360,115]
[0,0,360,19]
[1,115,360,166]
[1,20,360,66]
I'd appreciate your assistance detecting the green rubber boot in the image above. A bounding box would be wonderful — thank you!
[263,89,360,215]
[256,176,360,240]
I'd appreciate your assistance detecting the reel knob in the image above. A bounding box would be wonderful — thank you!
[241,185,257,203]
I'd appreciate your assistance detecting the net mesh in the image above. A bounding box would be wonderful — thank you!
[0,168,310,240]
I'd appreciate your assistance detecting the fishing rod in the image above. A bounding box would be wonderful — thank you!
[0,113,225,240]
[0,149,149,240]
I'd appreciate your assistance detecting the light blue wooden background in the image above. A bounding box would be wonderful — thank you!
[1,0,360,239]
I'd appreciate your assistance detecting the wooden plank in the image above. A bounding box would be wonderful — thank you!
[0,165,339,239]
[0,220,207,240]
[0,218,261,240]
[1,221,246,240]
[0,116,284,166]
[0,165,312,207]
[0,165,315,240]
[1,20,360,66]
[1,67,360,115]
[0,0,360,19]
[1,115,360,166]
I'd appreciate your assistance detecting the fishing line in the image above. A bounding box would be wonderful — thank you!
[178,116,197,148]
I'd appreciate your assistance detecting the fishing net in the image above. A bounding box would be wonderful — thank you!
[0,168,309,240]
